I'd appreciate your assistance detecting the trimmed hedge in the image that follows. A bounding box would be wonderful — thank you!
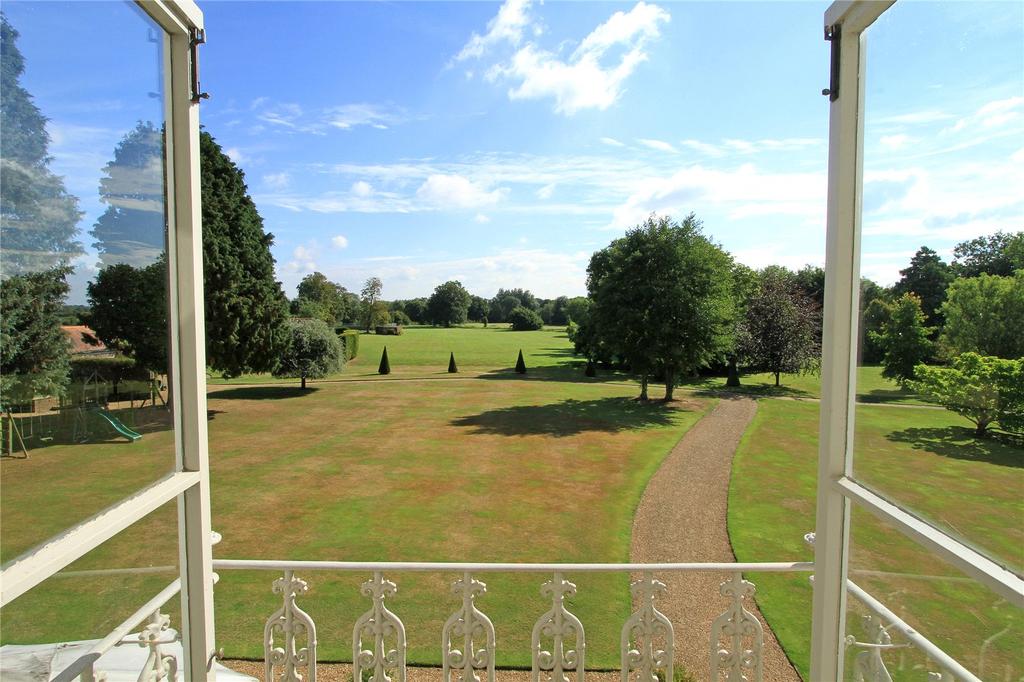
[338,329,360,361]
[70,355,149,383]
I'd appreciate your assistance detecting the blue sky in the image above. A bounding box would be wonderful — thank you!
[5,0,1023,303]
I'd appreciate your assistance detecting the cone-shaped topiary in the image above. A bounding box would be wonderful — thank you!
[448,352,458,373]
[515,349,527,374]
[584,360,596,377]
[378,346,391,375]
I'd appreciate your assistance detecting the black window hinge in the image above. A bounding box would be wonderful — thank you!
[822,24,840,102]
[190,28,210,104]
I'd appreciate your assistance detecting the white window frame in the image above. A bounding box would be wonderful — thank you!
[0,1,215,679]
[812,2,1024,679]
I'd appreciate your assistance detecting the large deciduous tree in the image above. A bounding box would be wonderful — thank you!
[272,318,342,389]
[360,277,383,331]
[86,259,168,373]
[870,293,932,384]
[951,231,1023,278]
[292,271,351,325]
[588,213,734,401]
[0,16,82,276]
[940,271,1024,359]
[0,266,73,406]
[738,269,821,387]
[893,246,952,327]
[426,280,470,327]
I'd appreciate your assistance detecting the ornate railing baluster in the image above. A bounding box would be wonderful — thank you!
[265,570,317,682]
[354,572,407,682]
[442,572,496,682]
[620,572,673,682]
[532,572,585,682]
[709,571,763,682]
[137,611,177,682]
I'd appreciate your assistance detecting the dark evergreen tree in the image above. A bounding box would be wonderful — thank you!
[893,246,952,328]
[0,266,72,406]
[448,352,458,373]
[200,131,289,376]
[90,121,165,267]
[378,346,391,375]
[1,15,82,276]
[515,349,527,374]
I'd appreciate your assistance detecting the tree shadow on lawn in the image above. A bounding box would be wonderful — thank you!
[684,379,814,400]
[886,426,1023,468]
[451,396,690,437]
[208,386,321,401]
[858,387,919,404]
[476,366,632,385]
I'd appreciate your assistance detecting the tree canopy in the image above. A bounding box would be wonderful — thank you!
[272,318,342,389]
[0,16,82,276]
[86,259,168,374]
[587,213,734,400]
[951,231,1024,278]
[914,353,1023,437]
[871,293,932,384]
[893,246,953,327]
[0,266,73,406]
[426,280,470,327]
[940,271,1024,359]
[200,131,290,376]
[738,268,820,387]
[292,271,352,325]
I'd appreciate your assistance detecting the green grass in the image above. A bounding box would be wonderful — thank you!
[728,400,1024,680]
[683,364,927,404]
[1,335,710,667]
[210,325,612,385]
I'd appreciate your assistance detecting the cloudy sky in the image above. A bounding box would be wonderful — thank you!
[6,0,1023,302]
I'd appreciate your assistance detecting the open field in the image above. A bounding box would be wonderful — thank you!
[210,326,607,384]
[1,328,710,668]
[728,399,1024,680]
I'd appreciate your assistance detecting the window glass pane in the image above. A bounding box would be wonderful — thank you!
[854,0,1024,575]
[0,1,176,560]
[845,506,1024,681]
[0,499,179,670]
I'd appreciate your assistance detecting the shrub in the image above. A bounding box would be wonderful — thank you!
[508,306,543,331]
[913,353,1024,437]
[273,318,343,389]
[337,329,360,361]
[69,355,149,383]
[392,310,412,326]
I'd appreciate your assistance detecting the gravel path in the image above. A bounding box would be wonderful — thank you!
[630,396,801,682]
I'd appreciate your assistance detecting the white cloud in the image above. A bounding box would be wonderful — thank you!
[326,103,404,130]
[461,1,669,115]
[600,137,626,147]
[637,138,677,153]
[415,174,508,209]
[224,147,246,164]
[454,0,534,62]
[352,180,373,197]
[331,235,349,248]
[536,183,556,199]
[879,134,912,151]
[474,213,492,223]
[679,139,724,157]
[284,244,317,274]
[250,100,406,135]
[263,172,290,189]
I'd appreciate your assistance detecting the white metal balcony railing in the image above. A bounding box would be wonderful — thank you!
[43,555,985,682]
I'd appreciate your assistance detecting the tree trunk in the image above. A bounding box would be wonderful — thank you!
[301,376,307,390]
[664,366,676,401]
[975,420,989,438]
[639,374,649,401]
[726,355,741,387]
[774,371,781,387]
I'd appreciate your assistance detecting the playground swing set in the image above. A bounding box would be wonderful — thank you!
[2,371,164,459]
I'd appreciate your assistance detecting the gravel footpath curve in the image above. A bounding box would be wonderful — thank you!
[630,396,801,682]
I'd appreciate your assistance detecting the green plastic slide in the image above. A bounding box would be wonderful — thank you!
[93,408,142,442]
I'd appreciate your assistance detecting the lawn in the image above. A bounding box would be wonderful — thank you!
[1,327,710,669]
[683,364,926,404]
[728,399,1024,680]
[210,325,612,385]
